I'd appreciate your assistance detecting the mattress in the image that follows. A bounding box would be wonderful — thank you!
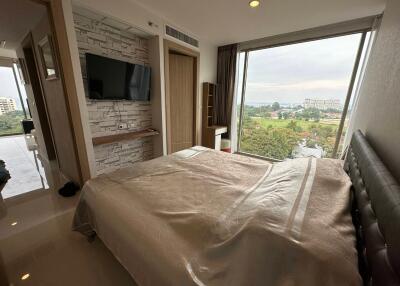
[73,146,361,286]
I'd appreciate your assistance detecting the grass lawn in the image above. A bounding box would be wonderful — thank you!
[251,117,339,130]
[0,126,23,136]
[0,111,24,136]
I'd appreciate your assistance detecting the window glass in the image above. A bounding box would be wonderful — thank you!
[0,66,28,136]
[237,33,365,160]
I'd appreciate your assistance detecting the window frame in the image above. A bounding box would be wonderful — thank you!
[235,20,376,161]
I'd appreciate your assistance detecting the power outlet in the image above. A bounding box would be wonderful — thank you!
[118,123,128,130]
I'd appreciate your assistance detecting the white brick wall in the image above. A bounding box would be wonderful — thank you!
[73,10,153,175]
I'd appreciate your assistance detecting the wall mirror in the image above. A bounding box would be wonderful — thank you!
[16,58,29,85]
[38,35,58,80]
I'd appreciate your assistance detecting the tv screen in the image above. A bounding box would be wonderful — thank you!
[86,53,151,101]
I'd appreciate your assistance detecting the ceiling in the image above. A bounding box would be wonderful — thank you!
[0,0,46,51]
[133,0,386,45]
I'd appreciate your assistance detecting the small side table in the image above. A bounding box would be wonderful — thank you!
[203,125,228,150]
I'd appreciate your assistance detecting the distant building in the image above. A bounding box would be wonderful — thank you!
[270,111,279,119]
[0,97,17,115]
[303,98,341,110]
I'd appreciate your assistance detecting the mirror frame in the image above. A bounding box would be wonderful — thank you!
[38,34,58,80]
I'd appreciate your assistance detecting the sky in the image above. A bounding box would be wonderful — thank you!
[1,33,365,112]
[239,33,363,106]
[0,66,26,110]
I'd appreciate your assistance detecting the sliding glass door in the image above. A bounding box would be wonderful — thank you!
[237,31,370,160]
[0,64,29,136]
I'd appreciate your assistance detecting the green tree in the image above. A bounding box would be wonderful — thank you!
[240,119,301,160]
[272,102,280,111]
[282,112,290,120]
[0,110,25,136]
[286,120,303,132]
[305,124,337,157]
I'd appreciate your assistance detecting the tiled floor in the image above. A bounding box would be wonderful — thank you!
[0,135,137,285]
[0,189,137,286]
[0,135,48,199]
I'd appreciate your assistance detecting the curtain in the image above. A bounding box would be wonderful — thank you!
[213,44,238,136]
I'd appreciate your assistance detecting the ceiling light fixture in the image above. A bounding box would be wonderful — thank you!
[11,222,18,226]
[249,0,260,8]
[21,273,30,280]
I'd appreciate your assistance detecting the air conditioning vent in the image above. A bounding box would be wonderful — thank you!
[165,25,199,48]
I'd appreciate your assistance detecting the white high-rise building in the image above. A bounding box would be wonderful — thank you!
[303,98,341,110]
[0,97,17,115]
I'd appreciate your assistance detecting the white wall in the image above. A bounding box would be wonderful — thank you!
[198,39,218,143]
[0,48,16,58]
[148,35,167,156]
[63,0,217,176]
[72,0,163,36]
[71,0,219,70]
[199,40,218,84]
[73,10,155,174]
[62,0,97,178]
[347,0,400,181]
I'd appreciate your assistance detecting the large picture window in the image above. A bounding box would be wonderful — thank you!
[236,30,371,161]
[0,63,29,136]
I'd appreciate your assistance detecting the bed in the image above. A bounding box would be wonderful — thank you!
[345,130,400,285]
[73,130,400,286]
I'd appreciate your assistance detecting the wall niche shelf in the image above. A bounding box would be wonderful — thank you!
[92,129,159,146]
[201,83,228,150]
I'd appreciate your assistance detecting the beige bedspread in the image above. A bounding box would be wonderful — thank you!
[73,147,361,286]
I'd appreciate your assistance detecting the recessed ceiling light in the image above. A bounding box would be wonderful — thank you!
[249,0,260,8]
[21,273,30,280]
[11,221,18,226]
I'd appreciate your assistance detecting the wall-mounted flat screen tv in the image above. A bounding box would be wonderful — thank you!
[86,53,151,101]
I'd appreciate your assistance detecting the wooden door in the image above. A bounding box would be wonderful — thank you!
[169,53,194,153]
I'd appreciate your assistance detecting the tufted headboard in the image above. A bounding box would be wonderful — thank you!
[345,130,400,286]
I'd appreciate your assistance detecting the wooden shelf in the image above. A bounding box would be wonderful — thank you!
[203,82,225,149]
[92,129,159,146]
[208,125,228,136]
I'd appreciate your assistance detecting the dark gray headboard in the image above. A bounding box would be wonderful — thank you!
[345,130,400,286]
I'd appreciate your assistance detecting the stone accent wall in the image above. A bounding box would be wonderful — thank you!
[73,11,153,174]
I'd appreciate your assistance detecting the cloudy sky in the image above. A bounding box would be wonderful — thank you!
[1,33,365,111]
[0,66,26,110]
[240,33,363,106]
